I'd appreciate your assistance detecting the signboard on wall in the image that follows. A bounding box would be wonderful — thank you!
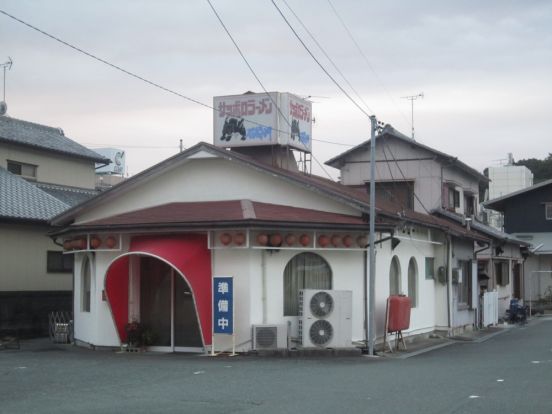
[94,148,126,175]
[213,276,234,334]
[213,92,312,152]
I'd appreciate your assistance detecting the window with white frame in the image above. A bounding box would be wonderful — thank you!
[7,160,37,180]
[546,203,552,220]
[283,252,332,316]
[408,257,418,308]
[81,256,91,312]
[389,256,401,296]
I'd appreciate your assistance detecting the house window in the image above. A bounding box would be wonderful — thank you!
[46,251,73,273]
[457,260,471,307]
[389,255,401,296]
[81,256,91,312]
[408,257,418,308]
[368,181,414,210]
[449,188,460,209]
[283,252,332,316]
[464,194,475,216]
[7,160,37,180]
[546,203,552,220]
[425,257,435,280]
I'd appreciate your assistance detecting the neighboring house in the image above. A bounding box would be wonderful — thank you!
[50,141,488,353]
[326,125,488,218]
[485,179,552,307]
[483,154,533,230]
[0,114,108,335]
[326,125,525,331]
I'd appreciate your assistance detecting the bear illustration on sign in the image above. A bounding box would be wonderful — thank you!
[291,119,300,141]
[220,117,246,141]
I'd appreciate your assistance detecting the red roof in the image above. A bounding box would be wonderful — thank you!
[77,200,380,229]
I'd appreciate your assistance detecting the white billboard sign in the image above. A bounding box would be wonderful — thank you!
[213,92,312,152]
[94,148,125,175]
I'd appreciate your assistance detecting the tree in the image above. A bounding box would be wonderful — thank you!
[515,153,552,183]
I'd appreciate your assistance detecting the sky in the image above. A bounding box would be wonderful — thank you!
[0,0,551,178]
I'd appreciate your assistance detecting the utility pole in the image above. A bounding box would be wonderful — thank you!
[367,115,378,356]
[401,92,423,140]
[1,57,13,102]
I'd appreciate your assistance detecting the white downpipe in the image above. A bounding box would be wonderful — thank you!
[261,250,267,324]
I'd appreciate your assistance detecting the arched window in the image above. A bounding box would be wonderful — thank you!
[81,255,91,312]
[284,252,332,316]
[389,256,401,296]
[408,257,418,308]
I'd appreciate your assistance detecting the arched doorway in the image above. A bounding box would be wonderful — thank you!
[104,234,212,352]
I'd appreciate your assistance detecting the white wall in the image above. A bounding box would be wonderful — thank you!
[0,143,96,189]
[76,157,360,224]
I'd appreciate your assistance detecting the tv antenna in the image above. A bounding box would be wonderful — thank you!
[401,92,423,140]
[1,57,13,103]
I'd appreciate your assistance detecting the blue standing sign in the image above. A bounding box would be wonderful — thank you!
[213,276,233,335]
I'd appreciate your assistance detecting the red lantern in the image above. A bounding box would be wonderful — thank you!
[105,236,117,249]
[269,233,282,247]
[219,233,232,246]
[357,235,368,248]
[299,234,310,247]
[331,235,341,247]
[318,234,330,247]
[285,234,296,246]
[343,235,353,247]
[72,238,86,250]
[90,236,102,249]
[234,232,245,246]
[256,233,269,246]
[63,240,72,250]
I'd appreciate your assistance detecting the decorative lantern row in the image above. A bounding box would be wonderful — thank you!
[63,235,118,251]
[217,231,368,249]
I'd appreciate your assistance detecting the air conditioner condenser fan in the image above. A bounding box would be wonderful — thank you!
[310,291,334,318]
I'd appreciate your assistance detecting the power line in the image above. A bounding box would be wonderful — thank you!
[0,8,334,178]
[205,0,335,180]
[325,0,411,129]
[281,0,375,115]
[271,0,372,119]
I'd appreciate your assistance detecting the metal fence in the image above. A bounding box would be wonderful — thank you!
[48,311,73,344]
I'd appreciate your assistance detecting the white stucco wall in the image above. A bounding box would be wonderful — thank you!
[75,157,360,224]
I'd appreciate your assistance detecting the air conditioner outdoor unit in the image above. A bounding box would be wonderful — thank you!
[252,324,288,350]
[298,289,352,348]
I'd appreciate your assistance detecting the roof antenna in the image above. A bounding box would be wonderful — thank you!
[401,92,423,140]
[0,57,13,115]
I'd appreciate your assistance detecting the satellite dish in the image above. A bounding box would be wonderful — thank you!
[0,101,7,116]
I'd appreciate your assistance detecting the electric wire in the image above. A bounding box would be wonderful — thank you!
[0,8,335,178]
[271,0,372,119]
[326,0,411,129]
[205,0,334,180]
[281,0,375,115]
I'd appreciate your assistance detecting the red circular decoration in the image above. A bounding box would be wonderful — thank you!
[234,232,245,246]
[318,234,330,247]
[256,233,269,246]
[105,236,117,249]
[72,238,86,250]
[357,235,368,248]
[63,240,72,250]
[285,234,296,246]
[342,235,353,247]
[331,235,341,247]
[90,236,102,249]
[299,234,310,247]
[269,233,282,247]
[219,233,232,246]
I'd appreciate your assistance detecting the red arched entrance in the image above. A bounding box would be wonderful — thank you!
[104,234,212,350]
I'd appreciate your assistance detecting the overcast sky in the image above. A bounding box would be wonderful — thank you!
[1,0,551,178]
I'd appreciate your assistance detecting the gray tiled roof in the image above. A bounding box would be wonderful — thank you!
[36,183,99,208]
[0,167,70,221]
[0,115,109,163]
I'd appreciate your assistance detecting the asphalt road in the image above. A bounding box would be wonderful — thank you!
[1,318,551,414]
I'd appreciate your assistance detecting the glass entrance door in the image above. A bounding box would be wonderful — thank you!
[139,256,203,352]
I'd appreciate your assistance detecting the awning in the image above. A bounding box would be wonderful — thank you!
[105,234,212,345]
